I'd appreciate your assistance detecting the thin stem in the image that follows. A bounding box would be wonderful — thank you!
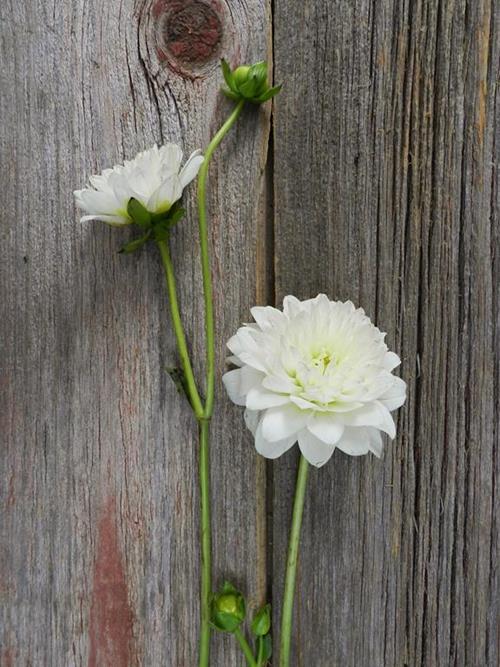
[234,627,258,667]
[157,239,204,419]
[198,419,212,667]
[197,99,245,418]
[279,455,310,667]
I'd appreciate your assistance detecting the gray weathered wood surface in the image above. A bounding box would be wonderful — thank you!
[0,0,497,666]
[272,0,499,665]
[0,0,270,664]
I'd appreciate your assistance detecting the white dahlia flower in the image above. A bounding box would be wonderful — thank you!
[74,144,204,225]
[223,295,406,467]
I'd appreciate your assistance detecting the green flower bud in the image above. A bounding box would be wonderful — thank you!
[233,65,251,87]
[211,582,246,632]
[221,59,282,105]
[251,603,271,637]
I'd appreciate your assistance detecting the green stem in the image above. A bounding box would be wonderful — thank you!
[198,418,212,667]
[157,239,204,419]
[158,239,211,664]
[234,627,257,667]
[279,455,310,667]
[197,99,245,418]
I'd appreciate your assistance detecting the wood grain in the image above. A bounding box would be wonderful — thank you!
[1,0,498,665]
[272,0,498,665]
[0,0,270,664]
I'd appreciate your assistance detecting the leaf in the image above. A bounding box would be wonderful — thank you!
[127,197,151,229]
[261,634,272,662]
[255,85,282,103]
[220,59,236,91]
[118,232,150,254]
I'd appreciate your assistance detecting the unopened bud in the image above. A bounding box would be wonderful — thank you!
[251,603,271,637]
[211,582,246,632]
[221,59,282,104]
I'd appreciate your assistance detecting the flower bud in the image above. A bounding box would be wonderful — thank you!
[210,582,246,632]
[221,59,282,104]
[233,65,251,87]
[251,603,271,637]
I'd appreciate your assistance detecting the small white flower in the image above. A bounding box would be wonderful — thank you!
[74,144,204,225]
[223,295,406,467]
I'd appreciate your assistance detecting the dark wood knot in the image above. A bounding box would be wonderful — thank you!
[155,0,223,69]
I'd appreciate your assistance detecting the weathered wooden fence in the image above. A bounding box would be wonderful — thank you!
[1,1,498,665]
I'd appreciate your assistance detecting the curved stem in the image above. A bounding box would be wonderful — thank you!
[279,455,310,667]
[234,627,258,667]
[197,99,245,418]
[157,239,204,419]
[198,419,212,667]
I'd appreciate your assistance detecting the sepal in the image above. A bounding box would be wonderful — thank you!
[120,200,186,250]
[127,198,152,229]
[118,230,151,254]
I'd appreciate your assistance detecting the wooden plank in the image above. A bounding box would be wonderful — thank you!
[272,0,498,665]
[0,0,271,664]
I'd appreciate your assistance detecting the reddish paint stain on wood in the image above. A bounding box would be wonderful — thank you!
[6,472,15,508]
[88,498,135,667]
[1,648,17,667]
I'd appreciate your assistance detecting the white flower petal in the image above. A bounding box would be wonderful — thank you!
[147,175,183,214]
[80,214,131,226]
[384,351,401,371]
[282,295,303,318]
[307,415,344,444]
[341,401,396,438]
[246,387,290,410]
[250,306,286,331]
[378,376,407,411]
[227,329,267,372]
[75,142,202,224]
[244,409,260,436]
[76,189,122,214]
[222,369,246,406]
[262,374,297,394]
[158,143,183,172]
[336,427,371,456]
[366,427,384,457]
[298,429,335,467]
[239,366,264,393]
[178,150,204,189]
[255,419,296,459]
[290,395,318,410]
[261,404,311,442]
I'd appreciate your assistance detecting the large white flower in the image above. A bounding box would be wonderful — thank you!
[74,144,204,225]
[223,295,406,467]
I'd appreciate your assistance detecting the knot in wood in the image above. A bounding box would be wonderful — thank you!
[160,1,222,66]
